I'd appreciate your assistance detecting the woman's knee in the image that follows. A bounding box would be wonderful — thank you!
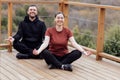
[72,50,82,58]
[41,49,51,56]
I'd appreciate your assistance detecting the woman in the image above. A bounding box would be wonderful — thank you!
[33,12,91,71]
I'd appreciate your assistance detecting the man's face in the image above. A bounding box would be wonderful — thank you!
[27,6,38,18]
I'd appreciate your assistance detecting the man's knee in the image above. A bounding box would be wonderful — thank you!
[42,49,49,55]
[13,41,19,49]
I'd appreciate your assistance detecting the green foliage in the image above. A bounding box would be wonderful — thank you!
[12,23,18,32]
[1,16,8,33]
[38,7,54,27]
[39,7,49,17]
[2,4,7,9]
[104,25,120,57]
[15,7,26,16]
[73,25,96,49]
[1,16,7,26]
[44,17,54,27]
[1,25,7,33]
[13,6,26,26]
[13,16,24,26]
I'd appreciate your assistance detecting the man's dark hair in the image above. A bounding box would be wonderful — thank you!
[26,5,38,15]
[27,5,38,11]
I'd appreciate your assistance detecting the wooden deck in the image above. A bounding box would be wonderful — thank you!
[0,49,120,80]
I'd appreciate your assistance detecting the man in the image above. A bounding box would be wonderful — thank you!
[7,5,46,59]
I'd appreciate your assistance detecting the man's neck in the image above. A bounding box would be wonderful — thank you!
[29,17,36,21]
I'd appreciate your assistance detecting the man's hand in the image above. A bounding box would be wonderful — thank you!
[6,36,14,43]
[33,49,39,55]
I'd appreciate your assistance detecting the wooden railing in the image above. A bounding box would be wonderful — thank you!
[0,0,120,62]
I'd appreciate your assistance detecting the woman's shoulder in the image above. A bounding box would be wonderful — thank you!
[46,27,55,33]
[63,27,71,32]
[47,27,54,30]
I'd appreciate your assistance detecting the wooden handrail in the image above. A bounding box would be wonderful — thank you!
[68,43,120,62]
[82,46,120,62]
[0,44,9,46]
[1,0,60,4]
[64,1,120,10]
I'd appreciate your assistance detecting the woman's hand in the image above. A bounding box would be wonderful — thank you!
[33,49,39,55]
[83,51,92,56]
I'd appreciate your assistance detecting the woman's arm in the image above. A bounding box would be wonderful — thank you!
[33,36,50,55]
[69,36,91,56]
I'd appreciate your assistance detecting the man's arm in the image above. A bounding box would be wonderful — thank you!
[13,22,23,42]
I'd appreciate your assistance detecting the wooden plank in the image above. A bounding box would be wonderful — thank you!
[11,52,59,78]
[1,50,120,80]
[1,53,58,80]
[25,60,80,80]
[1,54,45,80]
[26,59,83,80]
[0,72,10,80]
[0,65,19,80]
[76,55,120,79]
[0,60,30,80]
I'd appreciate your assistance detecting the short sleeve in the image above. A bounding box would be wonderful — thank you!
[45,28,51,37]
[67,29,73,38]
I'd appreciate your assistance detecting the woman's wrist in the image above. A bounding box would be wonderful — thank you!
[82,51,87,55]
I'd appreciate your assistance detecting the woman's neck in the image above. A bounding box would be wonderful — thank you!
[55,25,63,32]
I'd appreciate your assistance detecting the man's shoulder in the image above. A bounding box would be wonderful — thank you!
[37,20,45,24]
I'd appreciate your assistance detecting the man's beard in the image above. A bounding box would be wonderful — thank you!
[30,16,36,19]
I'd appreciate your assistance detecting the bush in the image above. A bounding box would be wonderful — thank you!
[73,25,96,49]
[1,16,7,27]
[104,24,120,57]
[13,6,26,26]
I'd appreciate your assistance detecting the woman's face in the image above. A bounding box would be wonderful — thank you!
[54,13,64,26]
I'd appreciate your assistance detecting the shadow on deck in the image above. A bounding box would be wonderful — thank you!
[0,49,120,80]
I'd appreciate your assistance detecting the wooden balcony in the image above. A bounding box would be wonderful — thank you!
[0,0,120,80]
[0,49,120,80]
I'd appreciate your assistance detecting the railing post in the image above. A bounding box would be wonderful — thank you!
[59,0,69,27]
[8,2,13,52]
[0,0,1,43]
[59,0,63,11]
[96,8,105,60]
